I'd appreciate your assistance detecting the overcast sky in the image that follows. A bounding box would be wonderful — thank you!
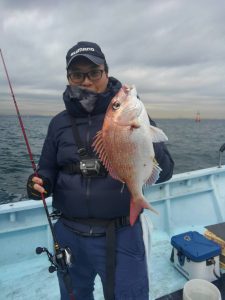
[0,0,225,119]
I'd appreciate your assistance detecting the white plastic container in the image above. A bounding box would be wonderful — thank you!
[183,278,221,300]
[172,246,220,281]
[171,231,221,281]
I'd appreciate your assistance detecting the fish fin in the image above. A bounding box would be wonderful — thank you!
[130,197,159,226]
[92,130,121,181]
[150,126,168,143]
[145,159,162,186]
[109,169,122,181]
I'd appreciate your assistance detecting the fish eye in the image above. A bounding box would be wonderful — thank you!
[112,101,121,110]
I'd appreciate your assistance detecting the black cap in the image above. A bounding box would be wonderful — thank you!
[66,41,106,69]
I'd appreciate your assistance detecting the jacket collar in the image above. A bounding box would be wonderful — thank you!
[63,77,122,117]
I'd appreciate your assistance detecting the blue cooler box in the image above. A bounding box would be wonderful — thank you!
[171,231,221,281]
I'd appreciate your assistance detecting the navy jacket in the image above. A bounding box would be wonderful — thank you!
[37,77,174,219]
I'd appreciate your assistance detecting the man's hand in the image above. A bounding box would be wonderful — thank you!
[31,176,46,194]
[27,174,52,200]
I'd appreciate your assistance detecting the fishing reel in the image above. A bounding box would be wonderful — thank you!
[36,246,73,273]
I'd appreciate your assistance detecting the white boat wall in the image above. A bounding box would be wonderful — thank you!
[1,163,225,299]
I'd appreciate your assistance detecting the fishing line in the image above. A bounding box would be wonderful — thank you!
[0,48,76,300]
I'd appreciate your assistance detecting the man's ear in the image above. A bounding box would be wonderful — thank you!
[67,75,72,85]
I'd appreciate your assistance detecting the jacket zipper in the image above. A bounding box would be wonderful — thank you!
[86,115,92,217]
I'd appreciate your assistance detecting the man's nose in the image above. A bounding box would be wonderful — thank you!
[81,74,92,84]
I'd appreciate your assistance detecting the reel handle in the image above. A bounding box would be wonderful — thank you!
[36,247,47,254]
[49,265,57,273]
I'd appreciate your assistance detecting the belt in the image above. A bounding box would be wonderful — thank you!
[61,215,130,236]
[61,215,130,300]
[60,163,81,174]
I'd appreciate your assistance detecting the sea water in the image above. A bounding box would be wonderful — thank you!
[0,115,224,204]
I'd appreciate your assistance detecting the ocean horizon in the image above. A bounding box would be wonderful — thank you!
[0,115,225,204]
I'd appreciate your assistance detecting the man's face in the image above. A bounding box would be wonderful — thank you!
[67,57,109,93]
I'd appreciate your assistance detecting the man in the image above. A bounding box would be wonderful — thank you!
[27,41,174,300]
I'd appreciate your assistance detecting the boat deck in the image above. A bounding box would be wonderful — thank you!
[0,231,183,299]
[0,225,208,300]
[1,166,225,299]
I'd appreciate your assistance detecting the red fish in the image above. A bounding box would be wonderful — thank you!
[93,85,168,225]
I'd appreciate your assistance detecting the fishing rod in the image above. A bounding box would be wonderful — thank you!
[0,49,75,300]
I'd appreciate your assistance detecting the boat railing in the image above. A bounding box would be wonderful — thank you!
[219,142,225,168]
[0,163,225,268]
[144,164,225,237]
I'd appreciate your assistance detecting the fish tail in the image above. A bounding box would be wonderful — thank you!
[129,197,159,226]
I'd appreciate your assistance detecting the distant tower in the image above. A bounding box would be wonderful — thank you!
[195,111,201,122]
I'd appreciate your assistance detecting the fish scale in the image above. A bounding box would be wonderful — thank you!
[93,85,168,225]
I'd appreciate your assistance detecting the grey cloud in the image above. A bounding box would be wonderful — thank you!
[0,0,225,118]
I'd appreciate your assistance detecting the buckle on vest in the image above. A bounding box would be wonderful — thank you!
[77,148,87,156]
[116,216,130,228]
